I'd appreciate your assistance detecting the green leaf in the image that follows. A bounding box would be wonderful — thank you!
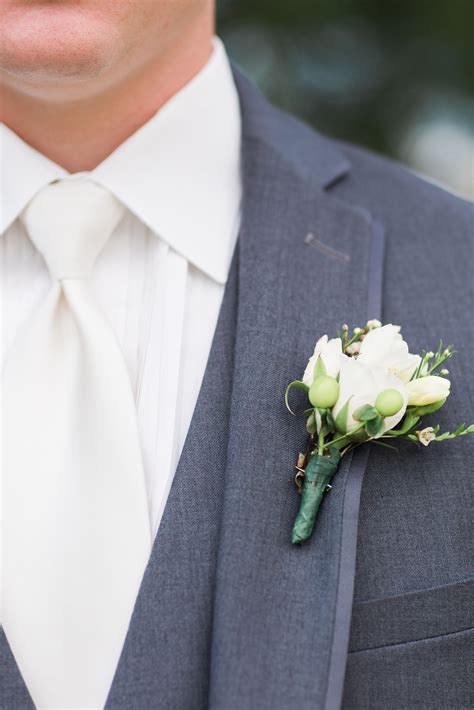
[434,423,474,442]
[325,408,335,431]
[386,411,420,437]
[365,414,384,438]
[318,408,337,438]
[353,404,379,422]
[314,355,326,380]
[409,399,446,417]
[331,435,352,450]
[335,398,351,433]
[285,380,309,415]
[306,412,317,435]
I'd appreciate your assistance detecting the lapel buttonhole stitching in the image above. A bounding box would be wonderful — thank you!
[304,232,351,264]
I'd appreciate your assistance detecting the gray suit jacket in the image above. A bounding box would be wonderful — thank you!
[1,69,472,710]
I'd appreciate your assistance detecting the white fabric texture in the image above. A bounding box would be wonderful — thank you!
[3,180,152,708]
[0,37,241,709]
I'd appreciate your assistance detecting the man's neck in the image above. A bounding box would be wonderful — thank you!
[0,26,213,173]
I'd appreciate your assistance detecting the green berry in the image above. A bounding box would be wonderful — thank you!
[375,388,404,417]
[308,376,340,409]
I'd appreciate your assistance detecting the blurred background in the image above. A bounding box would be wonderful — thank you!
[218,0,473,199]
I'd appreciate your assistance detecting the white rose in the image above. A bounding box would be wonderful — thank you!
[302,335,344,386]
[332,357,408,436]
[357,324,420,383]
[406,375,450,406]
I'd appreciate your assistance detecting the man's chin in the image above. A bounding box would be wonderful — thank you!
[0,3,121,89]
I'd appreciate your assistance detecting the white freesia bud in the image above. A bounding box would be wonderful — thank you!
[366,319,382,330]
[353,327,363,335]
[357,324,421,383]
[417,427,436,446]
[332,358,408,436]
[302,335,345,386]
[406,375,450,406]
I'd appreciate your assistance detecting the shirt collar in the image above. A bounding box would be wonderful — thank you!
[1,38,241,285]
[0,126,67,233]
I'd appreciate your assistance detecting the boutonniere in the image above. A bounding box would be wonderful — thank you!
[286,321,474,545]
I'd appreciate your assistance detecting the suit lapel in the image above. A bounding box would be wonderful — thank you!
[0,628,34,708]
[208,72,385,710]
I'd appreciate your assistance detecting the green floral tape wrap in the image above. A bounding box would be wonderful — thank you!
[291,446,341,544]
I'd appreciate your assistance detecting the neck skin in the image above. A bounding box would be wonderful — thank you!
[0,17,213,173]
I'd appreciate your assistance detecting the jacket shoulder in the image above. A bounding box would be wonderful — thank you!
[332,138,472,225]
[273,104,473,252]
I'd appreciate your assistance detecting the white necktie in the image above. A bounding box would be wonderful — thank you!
[2,179,151,709]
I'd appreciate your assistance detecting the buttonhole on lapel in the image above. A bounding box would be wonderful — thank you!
[304,232,351,264]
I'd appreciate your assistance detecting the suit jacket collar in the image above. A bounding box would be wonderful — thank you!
[234,69,351,190]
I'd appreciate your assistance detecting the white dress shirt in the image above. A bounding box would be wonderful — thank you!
[0,37,241,707]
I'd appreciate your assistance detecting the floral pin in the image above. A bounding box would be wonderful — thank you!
[286,321,474,545]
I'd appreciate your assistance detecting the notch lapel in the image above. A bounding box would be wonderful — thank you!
[208,72,385,710]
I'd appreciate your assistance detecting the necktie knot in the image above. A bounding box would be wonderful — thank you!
[21,179,125,280]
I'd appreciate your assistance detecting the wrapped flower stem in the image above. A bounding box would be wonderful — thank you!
[291,446,340,544]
